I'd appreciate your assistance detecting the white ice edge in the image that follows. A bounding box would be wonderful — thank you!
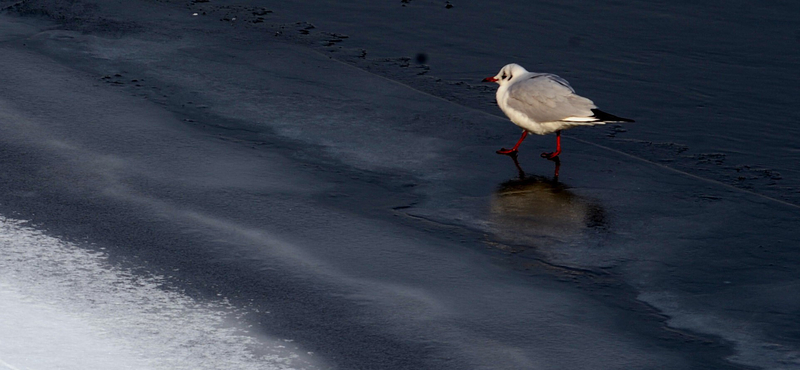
[638,291,800,370]
[0,215,320,370]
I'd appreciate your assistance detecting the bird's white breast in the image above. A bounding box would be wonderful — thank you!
[495,76,580,136]
[496,79,548,135]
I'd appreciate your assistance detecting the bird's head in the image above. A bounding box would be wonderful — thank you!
[483,63,528,85]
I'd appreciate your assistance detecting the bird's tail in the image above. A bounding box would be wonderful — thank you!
[591,109,635,123]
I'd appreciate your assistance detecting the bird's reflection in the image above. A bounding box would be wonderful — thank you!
[507,152,560,180]
[489,156,606,249]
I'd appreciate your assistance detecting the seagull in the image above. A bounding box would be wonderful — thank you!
[483,63,633,159]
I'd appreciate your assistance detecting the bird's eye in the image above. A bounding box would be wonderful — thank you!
[501,73,507,80]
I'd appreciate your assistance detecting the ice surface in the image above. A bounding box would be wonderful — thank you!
[641,290,800,370]
[1,1,799,369]
[0,216,321,370]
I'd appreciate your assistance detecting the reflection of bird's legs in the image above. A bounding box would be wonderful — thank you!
[497,130,528,155]
[509,152,526,179]
[541,130,561,159]
[552,156,561,180]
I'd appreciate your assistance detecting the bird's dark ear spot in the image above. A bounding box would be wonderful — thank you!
[509,74,513,80]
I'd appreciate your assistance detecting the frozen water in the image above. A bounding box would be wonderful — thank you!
[0,216,321,370]
[0,1,799,369]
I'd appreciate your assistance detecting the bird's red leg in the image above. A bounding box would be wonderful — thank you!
[540,130,562,159]
[496,131,528,155]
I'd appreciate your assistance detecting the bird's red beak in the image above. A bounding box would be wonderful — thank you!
[482,76,498,82]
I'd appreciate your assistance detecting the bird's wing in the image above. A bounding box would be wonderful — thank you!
[505,74,597,123]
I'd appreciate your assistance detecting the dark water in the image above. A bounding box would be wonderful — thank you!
[0,0,798,369]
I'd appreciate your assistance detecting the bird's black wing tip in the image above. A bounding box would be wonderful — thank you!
[591,109,635,123]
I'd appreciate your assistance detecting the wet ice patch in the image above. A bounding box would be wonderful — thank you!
[0,15,39,42]
[0,216,320,370]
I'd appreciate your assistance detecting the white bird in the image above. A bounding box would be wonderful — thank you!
[483,63,633,159]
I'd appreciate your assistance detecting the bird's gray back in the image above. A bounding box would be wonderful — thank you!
[505,73,596,123]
